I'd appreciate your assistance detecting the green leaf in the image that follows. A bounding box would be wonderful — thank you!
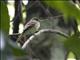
[0,31,27,57]
[43,1,80,23]
[0,2,10,34]
[64,34,80,57]
[7,40,27,56]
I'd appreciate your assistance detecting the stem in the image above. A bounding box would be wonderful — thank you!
[22,29,68,49]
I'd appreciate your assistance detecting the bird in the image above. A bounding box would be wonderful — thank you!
[17,17,40,46]
[23,17,40,34]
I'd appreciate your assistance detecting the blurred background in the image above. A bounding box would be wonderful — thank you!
[0,0,80,60]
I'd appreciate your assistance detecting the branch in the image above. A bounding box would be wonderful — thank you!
[22,29,68,49]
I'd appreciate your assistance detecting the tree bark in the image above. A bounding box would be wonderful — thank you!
[12,0,22,41]
[13,0,22,33]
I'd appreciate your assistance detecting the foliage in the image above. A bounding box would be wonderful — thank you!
[7,40,27,56]
[0,0,80,60]
[0,1,9,34]
[0,1,27,60]
[43,1,80,23]
[64,33,80,57]
[43,0,80,59]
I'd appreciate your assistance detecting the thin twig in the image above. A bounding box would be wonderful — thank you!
[22,29,68,49]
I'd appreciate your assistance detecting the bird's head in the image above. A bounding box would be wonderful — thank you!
[24,17,40,32]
